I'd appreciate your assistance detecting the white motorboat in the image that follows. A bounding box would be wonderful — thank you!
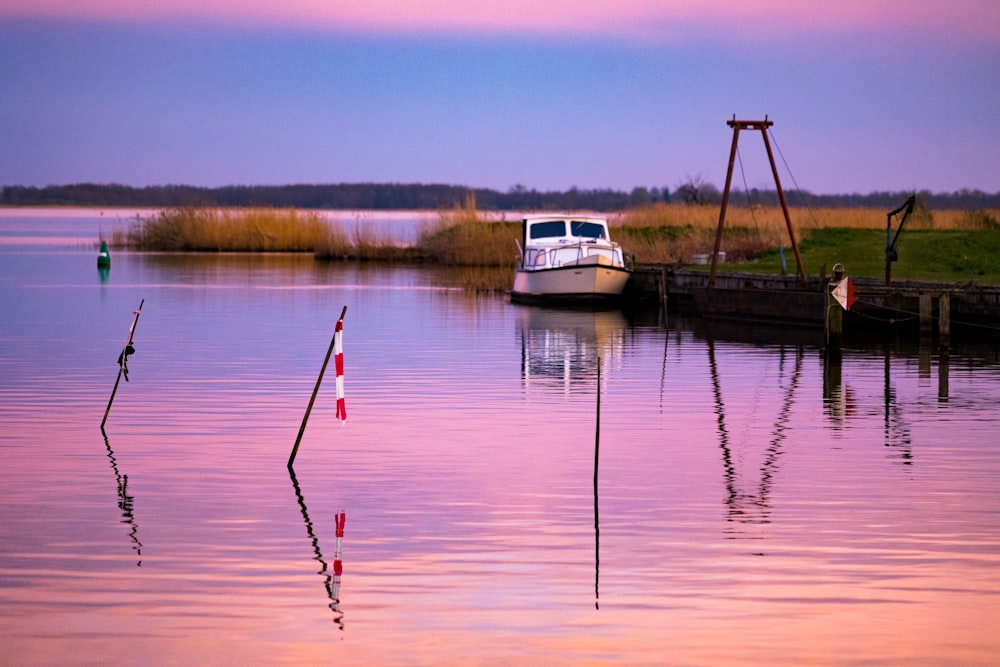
[511,214,631,304]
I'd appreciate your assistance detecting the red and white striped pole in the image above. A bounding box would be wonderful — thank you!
[288,306,347,468]
[334,318,346,422]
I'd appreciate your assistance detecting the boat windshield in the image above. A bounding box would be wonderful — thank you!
[570,221,607,239]
[528,221,566,239]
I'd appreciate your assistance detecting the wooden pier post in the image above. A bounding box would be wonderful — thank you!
[919,294,933,337]
[938,349,950,403]
[825,265,844,356]
[938,293,951,349]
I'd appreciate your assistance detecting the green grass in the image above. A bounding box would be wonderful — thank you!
[742,228,1000,284]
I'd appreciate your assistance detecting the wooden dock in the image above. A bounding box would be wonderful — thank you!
[628,266,1000,341]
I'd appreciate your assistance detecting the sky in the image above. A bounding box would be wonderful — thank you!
[1,1,998,196]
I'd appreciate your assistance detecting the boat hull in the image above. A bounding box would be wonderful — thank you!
[511,264,631,304]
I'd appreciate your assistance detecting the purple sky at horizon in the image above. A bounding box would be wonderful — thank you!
[1,1,998,195]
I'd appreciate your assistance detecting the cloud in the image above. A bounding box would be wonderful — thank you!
[5,0,999,42]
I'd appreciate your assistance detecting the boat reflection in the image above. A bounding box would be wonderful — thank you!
[100,430,143,566]
[288,468,345,629]
[516,306,626,394]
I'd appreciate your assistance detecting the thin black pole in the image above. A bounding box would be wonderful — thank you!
[289,306,347,469]
[594,357,601,486]
[101,299,143,429]
[594,356,601,610]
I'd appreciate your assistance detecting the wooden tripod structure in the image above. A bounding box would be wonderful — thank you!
[708,117,806,286]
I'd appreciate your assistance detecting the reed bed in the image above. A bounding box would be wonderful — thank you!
[448,266,517,292]
[111,201,1000,288]
[415,196,520,267]
[314,218,420,262]
[116,207,328,252]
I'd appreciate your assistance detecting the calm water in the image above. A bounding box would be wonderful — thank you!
[2,210,1000,665]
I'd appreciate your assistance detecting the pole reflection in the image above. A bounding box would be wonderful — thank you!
[514,306,621,609]
[288,467,345,629]
[882,350,914,464]
[100,429,143,566]
[824,344,929,464]
[822,347,849,428]
[708,340,803,534]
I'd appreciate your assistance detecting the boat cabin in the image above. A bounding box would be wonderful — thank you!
[519,215,623,271]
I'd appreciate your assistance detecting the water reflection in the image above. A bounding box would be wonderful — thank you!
[101,431,143,566]
[517,306,626,394]
[824,347,921,464]
[288,468,345,629]
[5,224,1000,663]
[515,305,607,608]
[708,340,804,532]
[882,351,913,464]
[822,348,850,427]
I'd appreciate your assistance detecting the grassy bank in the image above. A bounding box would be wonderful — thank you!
[619,203,1000,283]
[752,227,1000,283]
[111,202,1000,288]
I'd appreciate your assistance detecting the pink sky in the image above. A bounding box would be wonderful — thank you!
[6,0,999,41]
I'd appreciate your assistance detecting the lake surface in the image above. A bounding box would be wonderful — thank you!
[2,210,1000,665]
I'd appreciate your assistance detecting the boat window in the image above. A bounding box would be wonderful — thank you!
[528,221,566,239]
[525,249,546,267]
[570,221,606,239]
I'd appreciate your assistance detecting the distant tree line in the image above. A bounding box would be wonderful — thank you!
[732,187,1000,212]
[0,182,632,211]
[2,181,998,211]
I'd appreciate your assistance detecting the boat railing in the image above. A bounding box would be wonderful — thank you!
[550,243,622,268]
[517,238,626,271]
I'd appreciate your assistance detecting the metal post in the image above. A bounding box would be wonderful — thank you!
[709,121,741,287]
[760,129,806,284]
[710,117,806,286]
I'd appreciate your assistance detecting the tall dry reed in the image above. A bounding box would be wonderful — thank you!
[416,194,521,267]
[314,218,418,261]
[119,207,328,252]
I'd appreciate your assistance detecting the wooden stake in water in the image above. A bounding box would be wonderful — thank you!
[288,306,347,469]
[101,299,144,429]
[594,356,601,610]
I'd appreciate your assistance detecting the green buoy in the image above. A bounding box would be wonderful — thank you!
[97,241,111,268]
